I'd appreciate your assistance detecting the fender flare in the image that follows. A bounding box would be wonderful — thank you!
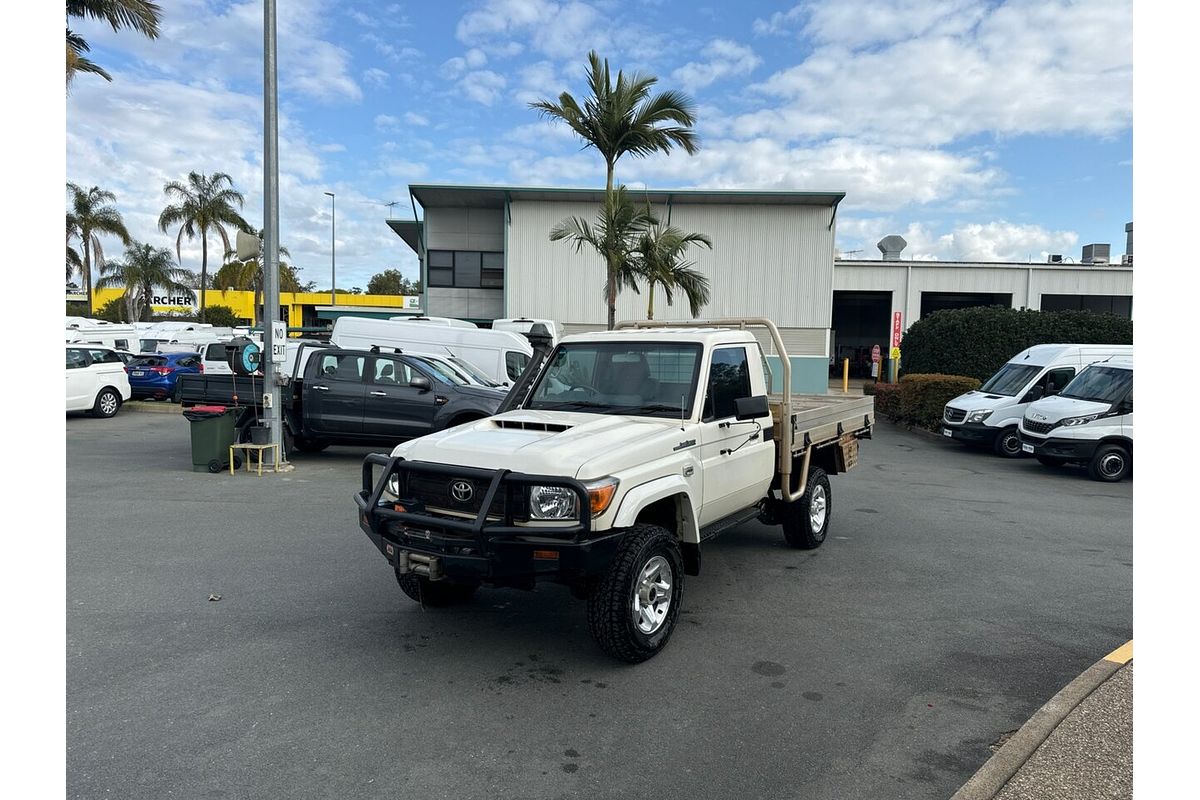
[612,475,700,544]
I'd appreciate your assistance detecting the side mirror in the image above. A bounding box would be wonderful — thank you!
[409,375,431,393]
[734,395,771,421]
[1045,381,1058,396]
[1024,385,1044,403]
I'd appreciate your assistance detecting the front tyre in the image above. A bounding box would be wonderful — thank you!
[395,570,478,606]
[993,426,1023,458]
[587,524,684,663]
[1088,444,1130,482]
[781,467,831,549]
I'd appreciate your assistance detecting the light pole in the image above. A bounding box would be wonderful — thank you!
[324,191,336,306]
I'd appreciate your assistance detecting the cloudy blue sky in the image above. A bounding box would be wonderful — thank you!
[65,0,1132,290]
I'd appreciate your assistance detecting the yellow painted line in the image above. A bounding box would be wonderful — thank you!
[1104,640,1133,664]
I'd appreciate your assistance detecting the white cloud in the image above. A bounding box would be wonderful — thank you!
[741,0,1130,146]
[465,48,489,69]
[838,219,1080,262]
[671,39,762,91]
[363,68,389,88]
[458,70,508,105]
[404,112,430,127]
[752,4,807,36]
[375,114,403,132]
[621,138,1002,212]
[456,0,612,60]
[71,0,362,103]
[800,0,987,49]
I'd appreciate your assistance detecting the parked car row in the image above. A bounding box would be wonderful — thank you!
[941,343,1134,481]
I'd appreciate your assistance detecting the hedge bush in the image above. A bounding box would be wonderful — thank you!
[870,383,901,420]
[900,306,1132,383]
[898,374,981,430]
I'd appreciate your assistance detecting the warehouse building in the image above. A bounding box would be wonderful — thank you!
[387,184,1133,393]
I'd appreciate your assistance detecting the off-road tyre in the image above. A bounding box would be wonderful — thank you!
[1036,454,1067,467]
[993,426,1023,458]
[92,388,121,418]
[395,570,478,606]
[1088,444,1130,483]
[292,434,330,453]
[780,466,831,549]
[586,524,684,663]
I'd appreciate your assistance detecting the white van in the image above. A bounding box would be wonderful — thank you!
[941,343,1133,457]
[1018,356,1133,481]
[66,323,140,353]
[139,324,236,353]
[491,317,564,347]
[329,316,533,385]
[387,315,478,329]
[66,344,132,417]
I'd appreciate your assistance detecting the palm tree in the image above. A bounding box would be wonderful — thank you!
[96,241,194,322]
[67,183,132,316]
[215,231,298,325]
[67,1,162,88]
[66,214,83,281]
[635,218,713,320]
[157,171,251,322]
[531,50,699,329]
[550,186,657,311]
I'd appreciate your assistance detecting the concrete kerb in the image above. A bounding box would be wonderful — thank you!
[122,400,185,415]
[950,641,1134,800]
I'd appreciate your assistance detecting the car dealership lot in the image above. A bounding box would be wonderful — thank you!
[67,412,1130,800]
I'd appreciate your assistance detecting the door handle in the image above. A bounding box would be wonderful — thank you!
[312,384,330,391]
[370,391,387,397]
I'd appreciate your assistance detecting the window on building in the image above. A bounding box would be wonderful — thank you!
[1040,294,1132,318]
[427,250,503,289]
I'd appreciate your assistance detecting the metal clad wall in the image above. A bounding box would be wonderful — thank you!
[424,207,504,251]
[508,200,834,328]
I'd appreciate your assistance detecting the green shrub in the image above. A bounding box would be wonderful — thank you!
[862,381,878,396]
[94,297,128,323]
[871,383,901,419]
[201,305,241,327]
[900,306,1132,382]
[898,374,981,430]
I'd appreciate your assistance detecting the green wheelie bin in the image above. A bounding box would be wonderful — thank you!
[183,405,244,473]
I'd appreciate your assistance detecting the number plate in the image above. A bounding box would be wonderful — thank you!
[1021,443,1034,453]
[131,370,145,377]
[943,428,952,437]
[836,435,859,472]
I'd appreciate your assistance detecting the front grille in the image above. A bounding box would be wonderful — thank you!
[944,407,967,423]
[399,473,527,519]
[1023,419,1055,435]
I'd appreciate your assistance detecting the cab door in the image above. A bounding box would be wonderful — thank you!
[304,352,366,435]
[696,345,776,527]
[363,355,438,442]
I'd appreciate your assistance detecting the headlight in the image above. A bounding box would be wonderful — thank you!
[966,410,993,423]
[528,478,620,520]
[1060,413,1103,427]
[385,474,400,498]
[530,485,578,519]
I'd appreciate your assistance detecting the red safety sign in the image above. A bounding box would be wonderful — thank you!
[892,312,903,348]
[871,344,881,363]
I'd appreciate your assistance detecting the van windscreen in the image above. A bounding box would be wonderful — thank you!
[980,363,1042,396]
[1059,367,1132,404]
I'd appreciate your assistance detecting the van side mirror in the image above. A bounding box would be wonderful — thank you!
[1045,381,1059,396]
[1024,385,1044,403]
[734,395,771,421]
[409,375,431,392]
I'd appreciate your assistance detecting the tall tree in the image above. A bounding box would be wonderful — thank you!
[531,50,699,329]
[157,171,251,322]
[367,268,420,296]
[67,182,132,316]
[550,186,657,311]
[635,218,712,320]
[95,241,194,322]
[215,231,297,326]
[66,214,83,281]
[67,1,163,88]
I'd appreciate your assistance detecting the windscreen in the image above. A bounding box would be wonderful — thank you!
[527,342,703,418]
[1058,366,1132,404]
[410,357,469,386]
[980,363,1042,396]
[449,356,500,387]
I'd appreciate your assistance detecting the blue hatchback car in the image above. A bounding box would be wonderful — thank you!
[126,352,204,401]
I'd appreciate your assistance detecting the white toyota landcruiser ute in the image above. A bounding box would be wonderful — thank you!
[355,319,874,662]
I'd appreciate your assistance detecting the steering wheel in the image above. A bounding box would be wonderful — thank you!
[568,384,598,396]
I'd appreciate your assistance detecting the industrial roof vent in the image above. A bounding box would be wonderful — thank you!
[1047,254,1063,263]
[877,235,907,261]
[1082,243,1111,264]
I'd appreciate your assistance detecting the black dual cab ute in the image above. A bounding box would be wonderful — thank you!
[179,344,507,453]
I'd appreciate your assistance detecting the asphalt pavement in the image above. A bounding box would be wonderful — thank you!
[66,408,1132,799]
